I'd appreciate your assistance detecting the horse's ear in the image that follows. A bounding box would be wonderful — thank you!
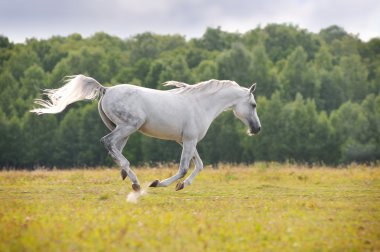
[249,83,256,94]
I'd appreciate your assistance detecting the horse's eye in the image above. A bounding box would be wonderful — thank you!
[251,103,257,108]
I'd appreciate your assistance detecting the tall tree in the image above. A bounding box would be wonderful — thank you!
[199,27,240,51]
[280,47,320,101]
[319,25,348,44]
[217,43,254,86]
[193,60,218,82]
[339,55,369,101]
[330,101,371,163]
[5,47,40,79]
[245,93,286,162]
[251,44,278,97]
[55,109,83,167]
[0,70,18,116]
[158,55,193,85]
[264,24,298,62]
[0,116,23,167]
[22,113,58,167]
[78,103,111,166]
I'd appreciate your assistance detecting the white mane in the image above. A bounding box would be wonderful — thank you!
[163,79,240,95]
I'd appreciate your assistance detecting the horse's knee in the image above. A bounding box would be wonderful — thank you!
[193,158,203,171]
[100,135,107,144]
[198,161,204,171]
[121,159,130,168]
[179,168,188,178]
[100,136,112,151]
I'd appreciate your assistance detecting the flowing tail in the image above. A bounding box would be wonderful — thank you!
[30,75,105,115]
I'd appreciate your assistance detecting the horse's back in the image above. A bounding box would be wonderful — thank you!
[100,84,198,141]
[102,84,189,113]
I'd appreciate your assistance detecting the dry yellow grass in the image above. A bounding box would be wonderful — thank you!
[0,163,379,251]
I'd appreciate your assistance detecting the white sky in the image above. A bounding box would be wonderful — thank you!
[0,0,379,43]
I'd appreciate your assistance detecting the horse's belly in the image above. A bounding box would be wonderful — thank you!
[139,121,183,141]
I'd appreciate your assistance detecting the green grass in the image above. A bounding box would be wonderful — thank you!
[1,163,379,251]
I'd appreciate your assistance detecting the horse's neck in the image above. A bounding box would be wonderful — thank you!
[196,87,243,121]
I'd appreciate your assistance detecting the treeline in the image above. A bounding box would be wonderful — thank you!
[0,24,379,168]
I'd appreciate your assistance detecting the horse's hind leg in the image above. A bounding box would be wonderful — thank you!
[101,125,140,191]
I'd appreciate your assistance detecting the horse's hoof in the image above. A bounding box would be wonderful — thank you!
[149,180,160,187]
[132,184,141,192]
[175,181,185,191]
[121,170,127,180]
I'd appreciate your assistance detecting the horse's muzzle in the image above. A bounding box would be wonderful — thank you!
[249,126,261,135]
[248,120,261,135]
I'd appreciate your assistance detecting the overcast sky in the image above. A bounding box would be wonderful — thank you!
[1,0,379,43]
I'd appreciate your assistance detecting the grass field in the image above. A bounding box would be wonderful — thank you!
[0,163,379,251]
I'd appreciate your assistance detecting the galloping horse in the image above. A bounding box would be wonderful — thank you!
[31,75,261,191]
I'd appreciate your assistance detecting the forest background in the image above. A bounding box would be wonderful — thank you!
[0,24,379,168]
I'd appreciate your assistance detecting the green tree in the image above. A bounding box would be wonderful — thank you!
[199,27,240,51]
[50,47,110,85]
[281,94,332,163]
[0,70,19,116]
[330,101,371,163]
[0,35,12,49]
[339,55,369,101]
[330,36,360,59]
[360,94,380,161]
[55,109,83,167]
[314,45,333,71]
[253,93,287,161]
[318,66,345,111]
[113,58,150,85]
[186,47,212,69]
[193,60,218,82]
[78,103,111,166]
[359,38,380,82]
[140,137,180,164]
[0,35,13,70]
[242,27,263,49]
[371,67,380,96]
[5,47,40,79]
[319,25,348,44]
[217,43,254,86]
[280,47,320,100]
[0,109,10,166]
[200,113,243,164]
[251,44,278,97]
[127,33,186,62]
[264,24,298,62]
[146,60,166,89]
[158,55,193,85]
[21,113,58,167]
[26,38,68,73]
[0,116,23,167]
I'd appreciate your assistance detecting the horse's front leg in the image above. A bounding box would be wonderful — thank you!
[150,139,196,189]
[176,149,204,190]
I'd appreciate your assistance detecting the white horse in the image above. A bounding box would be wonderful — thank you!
[31,75,261,191]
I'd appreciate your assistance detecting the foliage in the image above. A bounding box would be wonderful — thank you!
[0,24,379,167]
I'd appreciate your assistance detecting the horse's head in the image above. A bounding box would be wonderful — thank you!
[233,83,261,136]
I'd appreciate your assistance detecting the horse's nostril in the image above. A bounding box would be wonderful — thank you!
[258,127,261,132]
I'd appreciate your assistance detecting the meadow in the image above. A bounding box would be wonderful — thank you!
[0,163,379,251]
